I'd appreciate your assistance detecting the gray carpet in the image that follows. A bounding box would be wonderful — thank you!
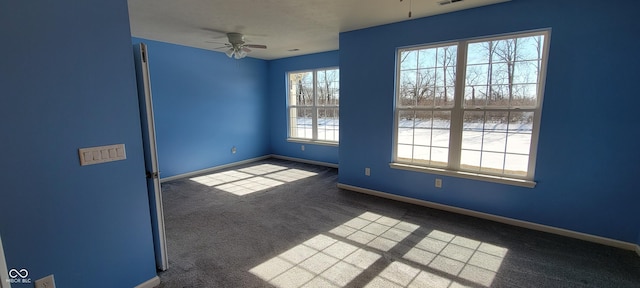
[157,158,640,288]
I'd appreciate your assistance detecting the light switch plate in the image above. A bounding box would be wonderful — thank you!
[79,144,126,166]
[34,274,55,288]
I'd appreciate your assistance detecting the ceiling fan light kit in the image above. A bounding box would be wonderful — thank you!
[226,47,248,59]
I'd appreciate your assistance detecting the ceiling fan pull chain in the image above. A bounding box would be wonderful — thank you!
[400,0,412,18]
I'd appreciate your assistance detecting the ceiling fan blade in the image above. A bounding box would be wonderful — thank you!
[244,44,267,49]
[213,45,230,50]
[242,47,252,53]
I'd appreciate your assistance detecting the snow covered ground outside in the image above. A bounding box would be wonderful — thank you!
[398,118,532,175]
[292,118,532,175]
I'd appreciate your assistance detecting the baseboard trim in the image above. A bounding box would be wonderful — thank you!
[135,276,160,288]
[337,183,638,252]
[160,155,271,183]
[270,154,339,168]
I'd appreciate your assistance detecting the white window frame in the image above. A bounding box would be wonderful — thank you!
[287,67,340,145]
[391,30,551,188]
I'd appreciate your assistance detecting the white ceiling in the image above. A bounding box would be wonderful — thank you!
[128,0,509,60]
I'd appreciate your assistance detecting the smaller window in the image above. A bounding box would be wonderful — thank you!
[288,68,340,143]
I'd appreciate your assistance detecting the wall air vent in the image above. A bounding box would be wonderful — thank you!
[438,0,463,5]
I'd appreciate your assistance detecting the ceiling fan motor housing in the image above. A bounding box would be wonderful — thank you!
[227,33,245,45]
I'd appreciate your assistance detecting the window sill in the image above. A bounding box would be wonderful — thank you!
[389,163,536,188]
[287,138,339,147]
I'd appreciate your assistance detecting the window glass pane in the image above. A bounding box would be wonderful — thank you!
[462,111,484,150]
[506,112,533,154]
[430,147,449,167]
[317,108,339,142]
[289,107,313,139]
[317,69,340,106]
[480,151,505,174]
[510,83,537,107]
[398,110,417,147]
[400,50,418,70]
[289,72,313,106]
[414,111,432,146]
[491,39,516,64]
[434,86,455,107]
[416,69,435,107]
[464,83,487,108]
[513,61,538,84]
[397,144,413,160]
[399,70,417,106]
[413,145,430,162]
[436,46,456,108]
[486,84,509,107]
[466,42,489,65]
[464,34,545,110]
[432,111,450,147]
[491,62,509,85]
[482,112,508,152]
[516,35,544,61]
[400,45,457,109]
[418,49,437,68]
[395,110,449,166]
[396,110,451,167]
[506,133,531,155]
[504,154,528,176]
[460,150,481,172]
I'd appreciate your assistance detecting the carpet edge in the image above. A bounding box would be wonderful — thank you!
[337,183,638,253]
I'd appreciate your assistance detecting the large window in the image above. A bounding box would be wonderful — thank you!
[394,30,549,185]
[288,68,340,143]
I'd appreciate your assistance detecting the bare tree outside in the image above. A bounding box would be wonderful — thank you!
[465,35,544,109]
[399,45,457,108]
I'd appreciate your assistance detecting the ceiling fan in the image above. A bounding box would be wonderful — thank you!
[213,32,267,59]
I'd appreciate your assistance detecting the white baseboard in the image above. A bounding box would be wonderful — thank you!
[337,183,638,252]
[135,276,160,288]
[270,154,339,168]
[160,155,271,183]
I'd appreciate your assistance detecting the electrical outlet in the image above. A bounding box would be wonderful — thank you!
[231,146,237,154]
[435,178,442,188]
[301,145,305,151]
[365,167,371,176]
[35,274,55,288]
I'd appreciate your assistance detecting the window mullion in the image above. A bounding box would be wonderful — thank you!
[312,71,318,140]
[448,41,467,170]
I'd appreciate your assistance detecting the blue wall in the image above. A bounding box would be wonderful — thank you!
[132,38,270,178]
[338,0,640,243]
[268,51,340,165]
[0,1,157,287]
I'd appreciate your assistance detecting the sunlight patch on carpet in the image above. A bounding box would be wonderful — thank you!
[250,212,508,287]
[189,164,318,195]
